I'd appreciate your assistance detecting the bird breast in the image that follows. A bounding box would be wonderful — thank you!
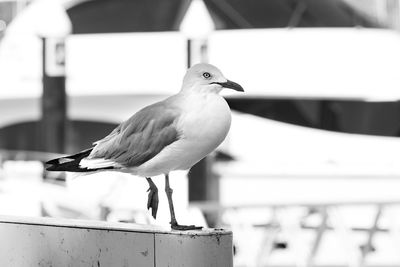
[176,93,232,163]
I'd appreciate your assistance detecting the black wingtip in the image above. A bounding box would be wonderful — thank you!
[45,148,118,173]
[46,158,60,165]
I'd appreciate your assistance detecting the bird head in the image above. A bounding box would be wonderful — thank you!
[181,63,244,94]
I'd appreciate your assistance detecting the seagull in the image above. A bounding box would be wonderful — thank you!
[45,63,244,230]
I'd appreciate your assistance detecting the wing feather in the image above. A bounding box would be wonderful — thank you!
[88,101,181,168]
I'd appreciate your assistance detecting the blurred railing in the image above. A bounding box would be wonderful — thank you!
[192,201,400,267]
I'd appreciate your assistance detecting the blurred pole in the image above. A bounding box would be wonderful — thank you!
[181,0,213,66]
[41,38,67,153]
[180,0,218,215]
[37,1,72,153]
[186,38,209,67]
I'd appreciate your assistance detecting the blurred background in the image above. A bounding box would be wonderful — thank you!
[2,0,400,266]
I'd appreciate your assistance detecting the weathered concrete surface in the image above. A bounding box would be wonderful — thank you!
[155,229,233,267]
[0,216,232,267]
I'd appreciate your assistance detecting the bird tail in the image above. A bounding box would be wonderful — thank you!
[45,148,115,172]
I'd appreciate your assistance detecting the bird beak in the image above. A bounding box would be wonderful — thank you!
[212,80,244,92]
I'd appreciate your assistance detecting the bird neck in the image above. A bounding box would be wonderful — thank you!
[180,84,222,95]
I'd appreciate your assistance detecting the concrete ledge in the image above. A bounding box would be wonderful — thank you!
[0,215,233,267]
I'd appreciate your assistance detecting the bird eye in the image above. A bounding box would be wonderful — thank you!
[202,72,211,79]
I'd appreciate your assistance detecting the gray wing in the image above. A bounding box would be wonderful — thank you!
[90,100,181,168]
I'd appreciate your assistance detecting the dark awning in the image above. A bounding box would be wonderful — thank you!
[67,0,189,34]
[205,0,379,29]
[66,0,380,34]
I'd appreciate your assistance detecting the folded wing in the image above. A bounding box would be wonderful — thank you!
[82,102,181,169]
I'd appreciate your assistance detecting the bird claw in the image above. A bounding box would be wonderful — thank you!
[170,223,203,231]
[147,187,159,219]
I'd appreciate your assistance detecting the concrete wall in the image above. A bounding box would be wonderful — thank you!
[0,215,233,267]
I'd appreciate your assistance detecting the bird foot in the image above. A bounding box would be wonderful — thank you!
[146,186,159,219]
[170,223,203,231]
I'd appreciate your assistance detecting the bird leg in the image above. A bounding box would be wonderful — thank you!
[164,173,203,231]
[146,177,159,219]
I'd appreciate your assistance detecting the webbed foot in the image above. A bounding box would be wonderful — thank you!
[146,178,159,219]
[170,222,203,231]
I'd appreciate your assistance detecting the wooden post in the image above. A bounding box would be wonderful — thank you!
[188,156,219,202]
[38,2,71,154]
[188,156,220,227]
[0,215,233,267]
[41,37,67,153]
